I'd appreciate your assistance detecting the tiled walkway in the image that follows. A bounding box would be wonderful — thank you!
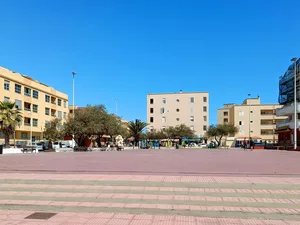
[0,173,299,224]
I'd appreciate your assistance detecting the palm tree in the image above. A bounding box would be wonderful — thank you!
[127,119,148,145]
[0,101,22,148]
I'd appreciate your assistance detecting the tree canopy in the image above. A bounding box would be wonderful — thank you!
[62,105,126,146]
[0,101,22,147]
[43,118,63,142]
[127,119,148,144]
[146,124,195,140]
[206,124,239,146]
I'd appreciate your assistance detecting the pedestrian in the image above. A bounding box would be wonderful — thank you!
[250,137,254,151]
[243,138,247,150]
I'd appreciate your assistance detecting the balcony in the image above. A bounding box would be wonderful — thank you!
[24,123,31,126]
[276,103,300,116]
[24,107,31,112]
[276,119,300,129]
[51,101,56,105]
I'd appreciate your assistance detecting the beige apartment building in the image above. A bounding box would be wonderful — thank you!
[0,66,69,146]
[147,91,209,137]
[217,96,286,142]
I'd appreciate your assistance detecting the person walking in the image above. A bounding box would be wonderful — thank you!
[250,137,254,151]
[243,138,247,150]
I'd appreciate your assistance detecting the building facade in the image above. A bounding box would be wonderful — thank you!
[218,96,286,142]
[147,91,209,137]
[0,66,69,146]
[276,58,300,147]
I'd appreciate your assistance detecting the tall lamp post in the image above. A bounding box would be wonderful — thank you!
[248,94,251,141]
[72,72,76,147]
[292,58,298,150]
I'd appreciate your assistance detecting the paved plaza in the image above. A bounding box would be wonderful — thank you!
[0,149,299,224]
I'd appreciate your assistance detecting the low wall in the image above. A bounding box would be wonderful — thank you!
[2,148,24,154]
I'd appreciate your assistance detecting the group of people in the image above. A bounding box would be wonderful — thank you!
[243,137,255,151]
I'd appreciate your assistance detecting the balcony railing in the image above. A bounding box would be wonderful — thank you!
[51,101,56,105]
[51,114,56,117]
[24,107,31,111]
[24,123,31,126]
[261,123,274,125]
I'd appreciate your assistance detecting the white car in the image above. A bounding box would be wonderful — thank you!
[198,143,207,148]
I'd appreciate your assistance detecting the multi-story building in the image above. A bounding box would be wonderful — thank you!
[218,96,286,143]
[0,66,69,145]
[276,58,300,147]
[147,91,209,137]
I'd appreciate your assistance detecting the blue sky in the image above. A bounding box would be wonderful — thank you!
[1,0,300,124]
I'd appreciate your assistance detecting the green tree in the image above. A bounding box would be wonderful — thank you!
[164,124,195,139]
[206,124,239,146]
[147,129,167,140]
[127,119,148,145]
[43,118,63,143]
[0,101,22,148]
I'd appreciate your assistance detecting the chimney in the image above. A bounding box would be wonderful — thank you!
[180,90,182,93]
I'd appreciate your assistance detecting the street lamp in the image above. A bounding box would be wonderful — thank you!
[72,72,76,147]
[291,58,298,150]
[248,94,251,141]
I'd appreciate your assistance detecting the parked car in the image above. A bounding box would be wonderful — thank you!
[198,143,207,148]
[36,143,44,151]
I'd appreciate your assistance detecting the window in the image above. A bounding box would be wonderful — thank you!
[45,107,50,115]
[21,132,28,139]
[63,112,67,119]
[4,97,10,102]
[224,118,228,123]
[176,118,180,121]
[250,121,253,123]
[162,126,166,130]
[190,116,194,122]
[190,97,194,103]
[203,116,207,122]
[150,99,154,104]
[64,100,67,108]
[58,111,62,118]
[223,111,228,116]
[239,111,244,116]
[33,90,39,99]
[203,106,207,112]
[190,125,194,131]
[149,126,153,132]
[150,108,154,113]
[250,111,253,113]
[33,119,38,127]
[239,121,243,125]
[45,95,50,103]
[4,80,9,90]
[58,99,62,106]
[203,125,207,131]
[150,117,153,123]
[15,84,21,94]
[15,100,22,109]
[203,96,207,102]
[33,104,38,113]
[24,87,31,97]
[161,108,165,114]
[176,109,180,112]
[176,99,180,102]
[162,117,166,123]
[162,98,166,104]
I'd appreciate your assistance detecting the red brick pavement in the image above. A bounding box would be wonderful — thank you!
[0,149,299,175]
